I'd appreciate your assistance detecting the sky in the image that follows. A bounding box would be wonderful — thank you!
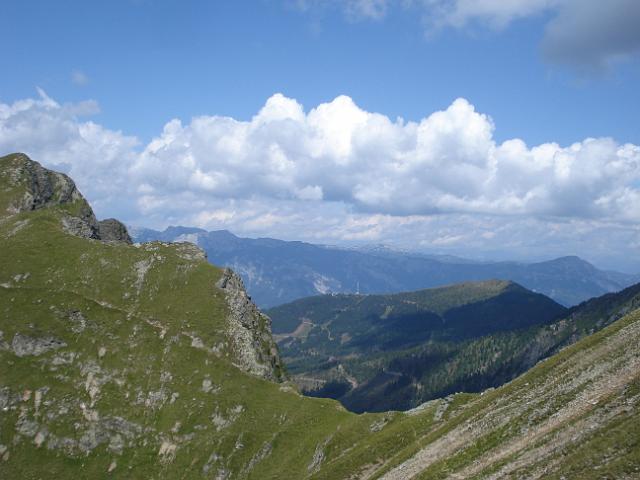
[1,0,640,271]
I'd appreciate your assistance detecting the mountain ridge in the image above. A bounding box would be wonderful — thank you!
[268,279,568,412]
[133,225,638,308]
[270,277,640,413]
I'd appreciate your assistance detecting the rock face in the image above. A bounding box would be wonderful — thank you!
[0,153,131,244]
[97,218,133,244]
[11,333,66,357]
[3,153,90,213]
[216,268,285,382]
[173,241,207,261]
[1,153,100,239]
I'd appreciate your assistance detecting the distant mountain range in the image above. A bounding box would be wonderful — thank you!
[132,226,638,307]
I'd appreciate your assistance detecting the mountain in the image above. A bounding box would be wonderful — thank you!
[270,277,640,413]
[132,226,637,308]
[268,281,568,412]
[2,153,639,478]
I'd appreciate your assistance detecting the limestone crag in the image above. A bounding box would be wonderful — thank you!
[173,241,207,261]
[216,268,285,382]
[98,218,133,244]
[1,153,99,238]
[0,153,131,244]
[4,153,89,212]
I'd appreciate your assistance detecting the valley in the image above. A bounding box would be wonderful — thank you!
[269,280,640,412]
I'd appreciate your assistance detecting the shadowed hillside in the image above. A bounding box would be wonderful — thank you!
[269,282,568,412]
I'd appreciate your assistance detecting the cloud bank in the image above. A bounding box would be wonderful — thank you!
[1,90,639,269]
[131,93,640,222]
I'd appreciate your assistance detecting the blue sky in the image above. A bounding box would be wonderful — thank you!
[3,0,639,144]
[1,0,640,271]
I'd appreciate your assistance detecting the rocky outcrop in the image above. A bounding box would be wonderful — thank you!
[1,153,100,239]
[215,268,285,382]
[3,153,89,212]
[173,242,207,261]
[97,218,133,244]
[1,153,132,244]
[11,333,66,357]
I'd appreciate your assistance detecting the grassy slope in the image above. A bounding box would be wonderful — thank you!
[372,307,640,479]
[0,209,359,478]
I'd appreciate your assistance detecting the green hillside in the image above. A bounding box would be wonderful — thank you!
[1,153,639,479]
[268,283,568,411]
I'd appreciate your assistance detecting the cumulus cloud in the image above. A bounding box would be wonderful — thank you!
[129,93,640,222]
[1,90,640,268]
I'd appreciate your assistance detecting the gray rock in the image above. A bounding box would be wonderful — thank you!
[174,242,207,261]
[11,333,66,357]
[216,268,284,382]
[67,310,87,334]
[46,435,77,455]
[78,427,110,453]
[61,215,98,239]
[16,416,39,437]
[2,153,100,239]
[1,154,134,245]
[0,387,16,410]
[6,154,88,211]
[97,218,132,244]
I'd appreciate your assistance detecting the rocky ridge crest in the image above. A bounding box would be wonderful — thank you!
[0,153,131,244]
[216,268,285,381]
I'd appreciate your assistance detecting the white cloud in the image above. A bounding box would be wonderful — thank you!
[345,0,389,19]
[0,89,138,218]
[297,0,640,69]
[426,0,640,68]
[294,0,389,20]
[541,0,640,70]
[71,69,89,86]
[1,90,640,269]
[136,93,639,221]
[420,0,559,29]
